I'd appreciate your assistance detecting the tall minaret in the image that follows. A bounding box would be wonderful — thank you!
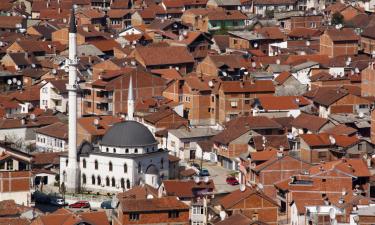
[127,76,134,120]
[66,7,79,193]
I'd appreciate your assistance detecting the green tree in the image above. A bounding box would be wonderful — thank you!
[331,12,344,25]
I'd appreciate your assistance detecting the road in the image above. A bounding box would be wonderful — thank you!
[201,161,240,194]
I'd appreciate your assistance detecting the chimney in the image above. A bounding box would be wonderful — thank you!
[58,8,61,14]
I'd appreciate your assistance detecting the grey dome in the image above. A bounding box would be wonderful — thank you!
[78,140,94,156]
[101,121,157,147]
[145,165,159,175]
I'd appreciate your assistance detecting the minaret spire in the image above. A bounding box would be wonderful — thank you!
[127,75,134,120]
[65,6,79,193]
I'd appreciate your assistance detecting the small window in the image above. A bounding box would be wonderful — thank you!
[134,148,138,153]
[83,159,86,168]
[138,162,141,173]
[97,176,101,185]
[113,148,116,153]
[91,175,95,185]
[168,211,179,218]
[245,100,250,104]
[106,147,109,152]
[65,159,68,167]
[129,213,140,221]
[82,174,86,184]
[161,158,164,169]
[121,178,125,189]
[95,160,98,170]
[109,162,113,171]
[111,177,116,187]
[124,163,128,173]
[106,177,110,186]
[125,149,129,153]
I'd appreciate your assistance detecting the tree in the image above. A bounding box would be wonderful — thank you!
[331,12,344,25]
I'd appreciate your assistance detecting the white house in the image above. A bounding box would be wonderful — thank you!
[167,127,220,161]
[40,79,69,113]
[35,122,68,152]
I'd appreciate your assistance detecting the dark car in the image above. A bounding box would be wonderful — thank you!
[69,201,90,209]
[100,200,114,209]
[199,168,210,177]
[226,177,239,185]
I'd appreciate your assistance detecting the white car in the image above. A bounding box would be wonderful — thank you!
[50,198,66,206]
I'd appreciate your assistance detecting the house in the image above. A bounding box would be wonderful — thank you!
[167,127,219,161]
[0,171,31,206]
[217,186,279,224]
[278,14,324,31]
[1,52,39,71]
[252,95,311,118]
[320,28,360,58]
[361,62,375,97]
[160,179,215,225]
[252,0,297,17]
[290,113,334,134]
[0,16,26,32]
[113,196,190,225]
[76,8,106,28]
[181,8,247,32]
[107,9,132,30]
[132,46,195,74]
[299,133,372,164]
[324,2,364,21]
[214,213,252,225]
[241,154,311,199]
[212,116,282,170]
[52,26,107,45]
[308,87,373,118]
[206,0,241,10]
[40,79,69,113]
[274,71,307,96]
[196,54,249,78]
[141,108,188,135]
[0,143,33,171]
[77,115,122,145]
[35,122,68,152]
[31,208,109,225]
[249,135,290,152]
[217,80,275,123]
[26,23,57,41]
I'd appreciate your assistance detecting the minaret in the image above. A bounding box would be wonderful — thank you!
[127,76,134,120]
[66,7,79,193]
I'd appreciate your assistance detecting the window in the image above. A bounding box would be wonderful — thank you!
[109,161,113,171]
[83,159,86,168]
[161,158,164,169]
[358,143,363,151]
[82,174,86,184]
[138,162,141,173]
[134,148,138,153]
[244,100,250,104]
[95,160,98,170]
[129,213,139,221]
[126,179,131,189]
[106,177,110,186]
[171,141,176,147]
[124,163,128,173]
[65,159,68,167]
[125,148,129,153]
[92,175,95,185]
[111,177,116,187]
[193,206,204,215]
[121,178,125,189]
[230,101,238,108]
[6,160,13,170]
[211,96,215,102]
[113,148,116,153]
[97,176,101,185]
[106,147,109,152]
[168,211,179,218]
[359,104,368,109]
[233,39,238,44]
[318,152,327,158]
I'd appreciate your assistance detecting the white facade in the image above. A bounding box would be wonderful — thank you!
[35,133,67,152]
[40,82,68,113]
[0,191,30,206]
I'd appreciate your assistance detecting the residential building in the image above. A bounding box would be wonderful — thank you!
[320,28,360,58]
[35,122,68,152]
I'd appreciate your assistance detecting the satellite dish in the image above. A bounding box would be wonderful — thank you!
[7,79,12,85]
[52,69,57,74]
[222,71,227,77]
[194,176,200,184]
[329,208,336,220]
[30,114,36,120]
[12,78,17,84]
[257,183,263,190]
[355,67,360,73]
[204,176,209,183]
[175,66,179,71]
[240,184,246,192]
[329,135,336,145]
[208,80,214,88]
[306,40,311,46]
[244,71,249,75]
[31,63,36,68]
[276,59,281,65]
[16,80,21,86]
[93,118,99,126]
[219,211,226,221]
[253,42,258,48]
[359,111,364,118]
[251,62,256,68]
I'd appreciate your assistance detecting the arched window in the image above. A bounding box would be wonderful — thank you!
[109,161,113,171]
[97,176,101,185]
[111,177,115,187]
[121,178,125,189]
[65,159,68,167]
[134,148,138,153]
[82,174,86,184]
[125,149,129,153]
[126,179,130,189]
[124,163,127,173]
[106,177,110,186]
[138,162,141,173]
[161,158,164,169]
[91,175,95,185]
[63,171,66,182]
[106,147,109,152]
[94,160,98,170]
[113,148,116,153]
[152,147,155,151]
[83,159,86,168]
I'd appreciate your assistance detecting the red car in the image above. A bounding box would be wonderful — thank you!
[226,177,239,185]
[69,201,90,208]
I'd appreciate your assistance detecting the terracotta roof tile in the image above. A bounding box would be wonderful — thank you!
[309,158,371,177]
[120,196,189,212]
[35,122,68,140]
[78,115,122,136]
[162,179,215,198]
[290,113,329,132]
[325,28,360,42]
[256,96,310,110]
[32,152,61,165]
[252,135,290,151]
[220,80,275,93]
[134,46,194,66]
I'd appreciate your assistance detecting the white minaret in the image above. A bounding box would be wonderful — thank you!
[65,8,79,193]
[127,76,134,120]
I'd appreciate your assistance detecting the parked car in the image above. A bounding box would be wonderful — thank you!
[190,162,200,170]
[199,168,210,177]
[69,201,90,209]
[50,198,67,206]
[100,200,114,209]
[226,176,239,185]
